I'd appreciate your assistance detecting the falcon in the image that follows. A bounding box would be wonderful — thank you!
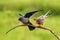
[34,10,51,27]
[6,9,43,34]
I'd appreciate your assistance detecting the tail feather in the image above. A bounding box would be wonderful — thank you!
[28,25,35,31]
[45,10,52,16]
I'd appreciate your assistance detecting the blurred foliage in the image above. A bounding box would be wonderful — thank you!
[0,0,60,15]
[0,0,60,40]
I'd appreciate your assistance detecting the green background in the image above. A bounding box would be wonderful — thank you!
[0,0,60,40]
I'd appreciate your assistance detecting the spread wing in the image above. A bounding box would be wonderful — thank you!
[24,9,43,18]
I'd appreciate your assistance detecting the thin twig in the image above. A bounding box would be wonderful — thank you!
[6,24,60,40]
[6,25,26,34]
[37,26,60,40]
[28,24,60,40]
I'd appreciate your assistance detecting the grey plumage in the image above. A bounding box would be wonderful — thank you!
[18,10,43,30]
[37,10,51,24]
[6,9,43,34]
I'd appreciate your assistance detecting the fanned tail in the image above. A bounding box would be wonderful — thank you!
[28,25,35,31]
[45,10,52,17]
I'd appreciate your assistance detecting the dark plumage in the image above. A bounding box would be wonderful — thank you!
[6,9,43,34]
[19,9,43,30]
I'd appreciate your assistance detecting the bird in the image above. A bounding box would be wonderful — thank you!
[34,10,51,28]
[6,9,43,34]
[18,9,43,30]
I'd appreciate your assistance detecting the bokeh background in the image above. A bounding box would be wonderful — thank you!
[0,0,60,40]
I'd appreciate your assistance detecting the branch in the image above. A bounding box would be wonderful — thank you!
[6,24,60,40]
[27,24,60,40]
[37,26,60,40]
[6,24,26,34]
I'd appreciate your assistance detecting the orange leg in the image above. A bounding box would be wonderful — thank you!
[38,23,44,28]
